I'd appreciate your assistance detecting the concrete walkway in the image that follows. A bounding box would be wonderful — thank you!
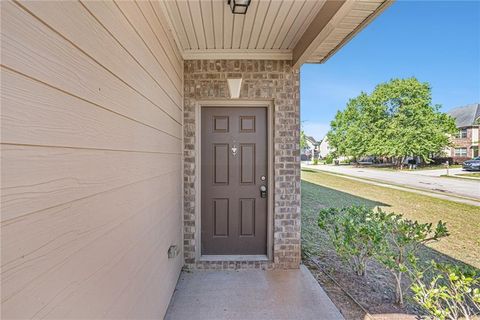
[302,164,480,204]
[165,265,344,320]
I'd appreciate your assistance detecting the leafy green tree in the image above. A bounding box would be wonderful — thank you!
[327,78,457,166]
[300,130,308,151]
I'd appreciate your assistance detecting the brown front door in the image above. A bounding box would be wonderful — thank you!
[201,107,267,255]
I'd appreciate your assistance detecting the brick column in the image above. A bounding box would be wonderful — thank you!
[183,60,301,269]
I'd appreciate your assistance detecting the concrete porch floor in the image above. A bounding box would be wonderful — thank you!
[165,265,344,320]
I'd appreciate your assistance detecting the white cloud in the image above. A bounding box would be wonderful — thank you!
[302,122,331,141]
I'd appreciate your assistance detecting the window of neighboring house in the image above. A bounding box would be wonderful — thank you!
[455,128,468,139]
[472,146,479,158]
[454,148,467,156]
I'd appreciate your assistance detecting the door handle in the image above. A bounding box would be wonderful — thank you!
[260,185,267,198]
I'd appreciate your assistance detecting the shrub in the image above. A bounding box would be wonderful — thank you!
[312,158,319,165]
[325,154,334,164]
[318,206,386,276]
[375,212,449,306]
[318,206,449,307]
[411,262,480,320]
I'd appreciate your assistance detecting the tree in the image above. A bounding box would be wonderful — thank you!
[327,78,457,166]
[300,130,308,150]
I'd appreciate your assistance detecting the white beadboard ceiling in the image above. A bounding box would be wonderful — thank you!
[157,0,391,64]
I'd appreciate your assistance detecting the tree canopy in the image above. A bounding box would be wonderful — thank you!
[327,78,457,164]
[300,129,308,150]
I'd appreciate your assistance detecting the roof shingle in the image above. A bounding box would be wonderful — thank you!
[447,103,480,128]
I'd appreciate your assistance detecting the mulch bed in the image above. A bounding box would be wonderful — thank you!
[303,249,421,320]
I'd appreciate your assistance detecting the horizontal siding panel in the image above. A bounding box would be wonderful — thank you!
[1,173,182,319]
[137,1,183,74]
[148,0,183,66]
[114,0,183,95]
[1,145,181,222]
[82,0,183,107]
[1,2,181,132]
[1,0,183,319]
[19,0,182,119]
[1,68,181,151]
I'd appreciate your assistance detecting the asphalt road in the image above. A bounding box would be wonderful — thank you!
[302,164,480,201]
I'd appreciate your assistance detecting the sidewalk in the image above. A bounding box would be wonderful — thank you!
[165,265,344,320]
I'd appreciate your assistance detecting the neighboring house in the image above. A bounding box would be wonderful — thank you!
[446,103,480,163]
[319,135,331,158]
[1,1,392,319]
[319,136,350,162]
[301,135,320,160]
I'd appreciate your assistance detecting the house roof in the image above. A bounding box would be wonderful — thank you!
[448,103,480,128]
[306,135,319,145]
[158,0,393,68]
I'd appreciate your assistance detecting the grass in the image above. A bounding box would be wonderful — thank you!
[301,169,480,269]
[364,164,462,171]
[457,172,480,178]
[440,174,480,181]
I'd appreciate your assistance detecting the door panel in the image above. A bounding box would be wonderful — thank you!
[213,144,229,184]
[240,144,255,184]
[201,107,267,255]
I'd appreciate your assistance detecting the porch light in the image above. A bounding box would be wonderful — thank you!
[227,0,251,15]
[227,78,242,99]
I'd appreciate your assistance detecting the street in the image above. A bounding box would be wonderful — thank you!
[302,164,480,201]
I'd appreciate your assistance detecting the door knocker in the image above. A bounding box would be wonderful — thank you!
[231,144,238,156]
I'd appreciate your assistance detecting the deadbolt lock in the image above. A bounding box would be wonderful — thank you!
[260,185,267,198]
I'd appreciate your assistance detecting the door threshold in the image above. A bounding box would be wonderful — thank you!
[199,255,269,262]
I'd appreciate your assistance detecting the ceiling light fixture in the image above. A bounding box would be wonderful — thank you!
[227,0,251,15]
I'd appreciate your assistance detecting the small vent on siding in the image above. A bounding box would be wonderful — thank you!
[168,245,179,259]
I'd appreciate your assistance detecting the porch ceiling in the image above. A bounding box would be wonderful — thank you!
[157,0,393,67]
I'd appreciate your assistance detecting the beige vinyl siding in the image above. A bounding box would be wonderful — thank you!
[1,1,183,319]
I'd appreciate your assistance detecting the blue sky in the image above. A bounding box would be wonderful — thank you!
[300,0,480,140]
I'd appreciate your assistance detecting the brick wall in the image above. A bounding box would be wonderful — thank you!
[450,127,478,161]
[183,60,301,269]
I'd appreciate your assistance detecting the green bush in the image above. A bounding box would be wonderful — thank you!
[374,212,449,306]
[411,262,480,319]
[318,206,385,276]
[317,206,449,307]
[324,154,334,164]
[312,158,319,165]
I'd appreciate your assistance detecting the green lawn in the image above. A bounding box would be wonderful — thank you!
[301,169,480,269]
[457,172,480,178]
[363,164,462,171]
